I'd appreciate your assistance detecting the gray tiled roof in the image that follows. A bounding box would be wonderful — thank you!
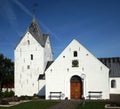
[99,57,120,77]
[27,18,48,47]
[15,18,48,49]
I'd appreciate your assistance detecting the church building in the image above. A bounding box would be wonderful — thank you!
[14,18,120,100]
[14,18,52,96]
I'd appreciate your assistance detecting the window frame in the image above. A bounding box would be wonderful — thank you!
[111,79,116,88]
[73,51,78,57]
[31,54,33,60]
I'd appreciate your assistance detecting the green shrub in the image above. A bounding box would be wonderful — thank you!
[2,90,14,98]
[2,90,9,98]
[9,90,15,97]
[19,95,33,100]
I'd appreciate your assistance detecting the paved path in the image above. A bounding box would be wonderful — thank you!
[47,100,82,109]
[0,100,31,107]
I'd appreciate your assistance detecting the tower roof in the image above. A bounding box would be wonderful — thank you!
[27,17,48,47]
[15,18,48,49]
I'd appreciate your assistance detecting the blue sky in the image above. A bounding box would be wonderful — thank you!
[0,0,120,61]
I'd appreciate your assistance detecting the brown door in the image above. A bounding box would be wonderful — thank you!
[70,82,81,99]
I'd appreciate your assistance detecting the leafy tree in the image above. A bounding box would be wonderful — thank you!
[0,54,14,98]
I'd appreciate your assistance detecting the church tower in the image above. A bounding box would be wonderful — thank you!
[14,18,52,96]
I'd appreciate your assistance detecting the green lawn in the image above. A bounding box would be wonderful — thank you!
[0,100,59,109]
[1,100,120,109]
[76,100,120,109]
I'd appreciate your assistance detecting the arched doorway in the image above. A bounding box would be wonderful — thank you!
[70,75,82,99]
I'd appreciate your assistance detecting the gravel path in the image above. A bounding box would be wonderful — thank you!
[47,100,82,109]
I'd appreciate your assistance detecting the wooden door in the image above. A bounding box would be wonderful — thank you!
[70,82,81,99]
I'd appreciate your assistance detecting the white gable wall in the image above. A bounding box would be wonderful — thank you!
[38,36,52,96]
[38,80,45,96]
[15,32,45,96]
[46,39,109,99]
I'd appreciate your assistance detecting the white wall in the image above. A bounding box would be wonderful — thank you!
[44,36,52,68]
[38,80,45,96]
[2,88,14,92]
[45,39,110,100]
[37,36,52,96]
[15,32,44,96]
[110,77,120,94]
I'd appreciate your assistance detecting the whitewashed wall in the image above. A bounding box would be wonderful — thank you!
[44,36,52,68]
[15,32,45,96]
[45,39,110,100]
[37,36,52,96]
[38,80,45,96]
[2,88,14,92]
[110,78,120,94]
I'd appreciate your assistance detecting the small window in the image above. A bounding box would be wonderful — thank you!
[111,80,116,88]
[72,60,79,67]
[27,40,30,45]
[27,65,30,69]
[31,54,33,60]
[73,51,77,57]
[63,56,65,58]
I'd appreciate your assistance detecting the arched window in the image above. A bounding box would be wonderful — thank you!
[73,51,77,57]
[27,40,30,45]
[111,80,116,88]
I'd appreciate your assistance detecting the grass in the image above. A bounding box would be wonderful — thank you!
[76,101,106,109]
[76,100,120,109]
[0,100,59,109]
[1,100,120,109]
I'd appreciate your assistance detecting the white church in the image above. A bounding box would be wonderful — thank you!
[14,18,120,100]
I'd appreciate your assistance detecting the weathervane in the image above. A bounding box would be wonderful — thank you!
[32,3,38,17]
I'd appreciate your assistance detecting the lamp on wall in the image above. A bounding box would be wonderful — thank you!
[81,73,86,80]
[81,73,86,99]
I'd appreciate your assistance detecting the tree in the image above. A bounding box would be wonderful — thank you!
[0,54,14,98]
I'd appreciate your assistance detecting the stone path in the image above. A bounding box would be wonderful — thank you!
[0,100,31,107]
[47,100,82,109]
